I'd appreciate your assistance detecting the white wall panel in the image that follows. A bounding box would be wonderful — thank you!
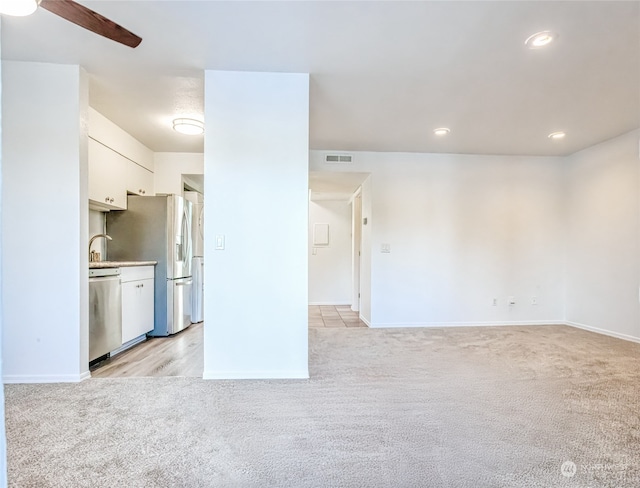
[204,71,309,379]
[2,61,89,382]
[310,151,565,327]
[309,200,352,305]
[565,130,640,341]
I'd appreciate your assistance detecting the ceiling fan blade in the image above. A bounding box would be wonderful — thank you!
[39,0,142,48]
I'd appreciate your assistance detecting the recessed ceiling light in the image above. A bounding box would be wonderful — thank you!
[525,31,556,49]
[434,128,450,136]
[548,131,566,140]
[172,118,204,135]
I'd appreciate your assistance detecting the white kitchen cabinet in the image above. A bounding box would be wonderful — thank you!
[89,107,154,172]
[88,107,155,209]
[120,266,155,344]
[88,138,128,210]
[127,160,154,196]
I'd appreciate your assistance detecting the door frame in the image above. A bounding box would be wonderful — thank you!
[351,188,362,312]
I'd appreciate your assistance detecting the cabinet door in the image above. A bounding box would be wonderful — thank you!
[122,278,155,343]
[127,161,154,197]
[88,138,127,210]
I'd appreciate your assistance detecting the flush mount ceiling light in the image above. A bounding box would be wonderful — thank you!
[525,30,556,49]
[433,128,450,136]
[548,131,566,140]
[172,118,204,135]
[0,0,38,16]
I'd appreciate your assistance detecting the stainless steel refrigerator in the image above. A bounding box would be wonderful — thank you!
[184,191,204,323]
[106,194,193,336]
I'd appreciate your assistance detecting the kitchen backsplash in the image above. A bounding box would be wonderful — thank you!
[89,210,107,258]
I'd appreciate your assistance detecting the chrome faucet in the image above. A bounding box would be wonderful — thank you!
[89,234,112,262]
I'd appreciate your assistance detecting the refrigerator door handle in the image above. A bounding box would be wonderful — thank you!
[182,208,192,270]
[175,279,193,286]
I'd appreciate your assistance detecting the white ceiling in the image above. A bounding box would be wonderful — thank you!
[1,1,638,157]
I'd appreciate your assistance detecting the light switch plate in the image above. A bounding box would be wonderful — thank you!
[215,235,225,250]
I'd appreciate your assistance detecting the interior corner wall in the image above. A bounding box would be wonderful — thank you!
[309,199,352,305]
[78,68,89,379]
[359,176,373,324]
[2,61,88,383]
[310,151,565,328]
[565,130,640,341]
[203,70,309,379]
[0,30,7,487]
[153,152,204,196]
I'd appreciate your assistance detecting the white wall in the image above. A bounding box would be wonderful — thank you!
[204,70,309,379]
[310,151,566,327]
[2,61,89,382]
[154,152,203,195]
[0,31,7,487]
[309,199,352,305]
[360,176,373,324]
[565,130,640,341]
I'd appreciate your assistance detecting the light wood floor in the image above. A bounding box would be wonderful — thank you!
[91,322,204,378]
[91,306,366,378]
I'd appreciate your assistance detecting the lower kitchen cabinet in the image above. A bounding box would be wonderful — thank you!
[121,266,155,344]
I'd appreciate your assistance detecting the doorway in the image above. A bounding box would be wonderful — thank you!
[308,171,369,326]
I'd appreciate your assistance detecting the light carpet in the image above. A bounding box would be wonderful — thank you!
[5,325,640,487]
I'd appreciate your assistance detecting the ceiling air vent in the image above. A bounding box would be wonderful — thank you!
[325,154,353,164]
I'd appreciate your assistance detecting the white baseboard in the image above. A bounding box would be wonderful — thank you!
[367,319,563,328]
[565,321,640,344]
[359,315,372,327]
[203,369,309,380]
[308,302,351,306]
[3,373,88,384]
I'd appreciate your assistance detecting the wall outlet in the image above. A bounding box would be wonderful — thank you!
[531,296,538,305]
[508,296,516,305]
[492,298,498,306]
[381,243,391,253]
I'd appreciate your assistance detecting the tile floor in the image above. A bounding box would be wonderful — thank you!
[308,305,368,328]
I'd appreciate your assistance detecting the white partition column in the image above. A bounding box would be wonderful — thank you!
[203,71,309,379]
[2,61,89,383]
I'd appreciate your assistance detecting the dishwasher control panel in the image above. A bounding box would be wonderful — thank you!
[89,268,121,278]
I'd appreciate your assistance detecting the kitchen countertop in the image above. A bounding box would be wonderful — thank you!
[89,261,157,269]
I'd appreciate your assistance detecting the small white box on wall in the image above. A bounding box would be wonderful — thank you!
[313,223,330,246]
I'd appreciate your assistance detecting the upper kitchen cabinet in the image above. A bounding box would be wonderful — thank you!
[88,139,128,210]
[127,159,153,197]
[88,107,154,210]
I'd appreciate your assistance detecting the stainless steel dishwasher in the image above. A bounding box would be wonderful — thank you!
[89,268,122,362]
